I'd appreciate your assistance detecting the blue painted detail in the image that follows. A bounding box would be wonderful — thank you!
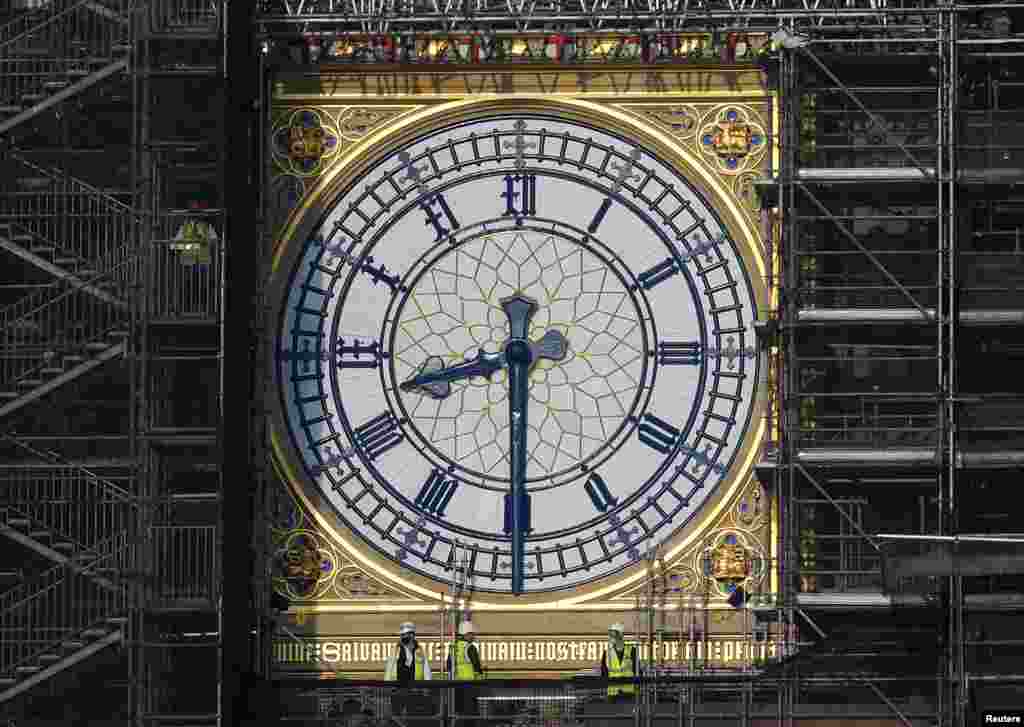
[702,134,714,146]
[638,413,680,454]
[420,193,461,241]
[278,340,329,373]
[503,490,532,535]
[313,445,355,475]
[658,341,701,366]
[414,469,459,517]
[336,338,382,369]
[607,512,641,557]
[357,256,402,291]
[583,472,618,512]
[677,234,723,263]
[311,234,355,266]
[636,258,680,290]
[679,443,727,476]
[501,174,537,217]
[396,514,428,562]
[588,198,612,233]
[353,412,404,462]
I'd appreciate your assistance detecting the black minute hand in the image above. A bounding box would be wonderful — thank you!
[500,293,538,595]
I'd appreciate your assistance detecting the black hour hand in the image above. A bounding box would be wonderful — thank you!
[400,349,505,399]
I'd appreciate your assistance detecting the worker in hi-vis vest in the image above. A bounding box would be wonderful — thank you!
[385,622,432,683]
[447,621,483,727]
[385,622,432,725]
[600,623,638,701]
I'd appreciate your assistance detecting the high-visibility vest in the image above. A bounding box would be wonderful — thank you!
[450,640,480,680]
[385,648,427,681]
[606,644,635,697]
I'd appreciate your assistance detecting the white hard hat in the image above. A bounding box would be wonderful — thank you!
[458,621,474,636]
[609,623,625,634]
[399,622,416,635]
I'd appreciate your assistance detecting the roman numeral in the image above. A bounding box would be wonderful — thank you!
[420,192,460,241]
[583,472,618,513]
[588,198,612,233]
[501,174,537,217]
[636,258,680,290]
[658,341,701,366]
[503,490,532,534]
[335,338,383,369]
[353,412,403,461]
[414,469,459,517]
[638,413,680,454]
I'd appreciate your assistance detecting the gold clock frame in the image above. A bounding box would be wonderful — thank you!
[266,67,775,623]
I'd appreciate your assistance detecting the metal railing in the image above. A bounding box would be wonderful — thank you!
[147,525,219,605]
[0,152,135,269]
[0,259,131,391]
[273,678,943,726]
[797,414,939,447]
[0,0,129,56]
[0,531,128,677]
[0,56,119,114]
[150,0,219,33]
[149,212,222,320]
[0,531,126,615]
[0,466,133,553]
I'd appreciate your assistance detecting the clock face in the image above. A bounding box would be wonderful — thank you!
[274,110,762,593]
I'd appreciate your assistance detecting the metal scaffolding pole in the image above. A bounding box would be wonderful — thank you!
[221,0,261,722]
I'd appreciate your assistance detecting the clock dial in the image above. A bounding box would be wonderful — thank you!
[274,111,762,593]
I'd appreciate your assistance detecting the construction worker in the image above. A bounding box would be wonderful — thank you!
[169,200,218,316]
[385,622,431,683]
[601,623,637,702]
[385,622,432,725]
[447,621,483,727]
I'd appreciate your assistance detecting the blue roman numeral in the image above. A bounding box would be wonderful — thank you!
[353,412,403,461]
[584,472,618,513]
[638,413,680,454]
[503,490,532,534]
[336,338,383,369]
[420,193,460,241]
[588,198,612,233]
[636,258,680,290]
[658,341,701,366]
[414,469,458,516]
[502,174,537,217]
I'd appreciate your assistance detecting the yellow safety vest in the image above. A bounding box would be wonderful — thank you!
[450,640,480,681]
[606,644,635,697]
[169,220,214,265]
[386,647,426,681]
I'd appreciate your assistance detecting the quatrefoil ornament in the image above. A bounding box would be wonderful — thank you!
[699,106,767,174]
[273,109,341,177]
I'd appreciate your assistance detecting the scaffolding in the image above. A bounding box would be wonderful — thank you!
[0,1,1022,725]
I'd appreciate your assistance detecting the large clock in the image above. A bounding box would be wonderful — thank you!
[270,99,765,595]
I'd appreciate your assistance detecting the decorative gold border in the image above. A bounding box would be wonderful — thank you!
[267,90,770,610]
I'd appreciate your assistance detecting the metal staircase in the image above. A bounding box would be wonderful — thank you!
[0,437,134,702]
[0,0,131,134]
[0,0,128,53]
[0,151,134,419]
[0,534,129,702]
[0,270,129,418]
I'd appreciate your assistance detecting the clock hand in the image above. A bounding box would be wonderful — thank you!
[500,293,538,595]
[399,329,569,399]
[399,350,505,399]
